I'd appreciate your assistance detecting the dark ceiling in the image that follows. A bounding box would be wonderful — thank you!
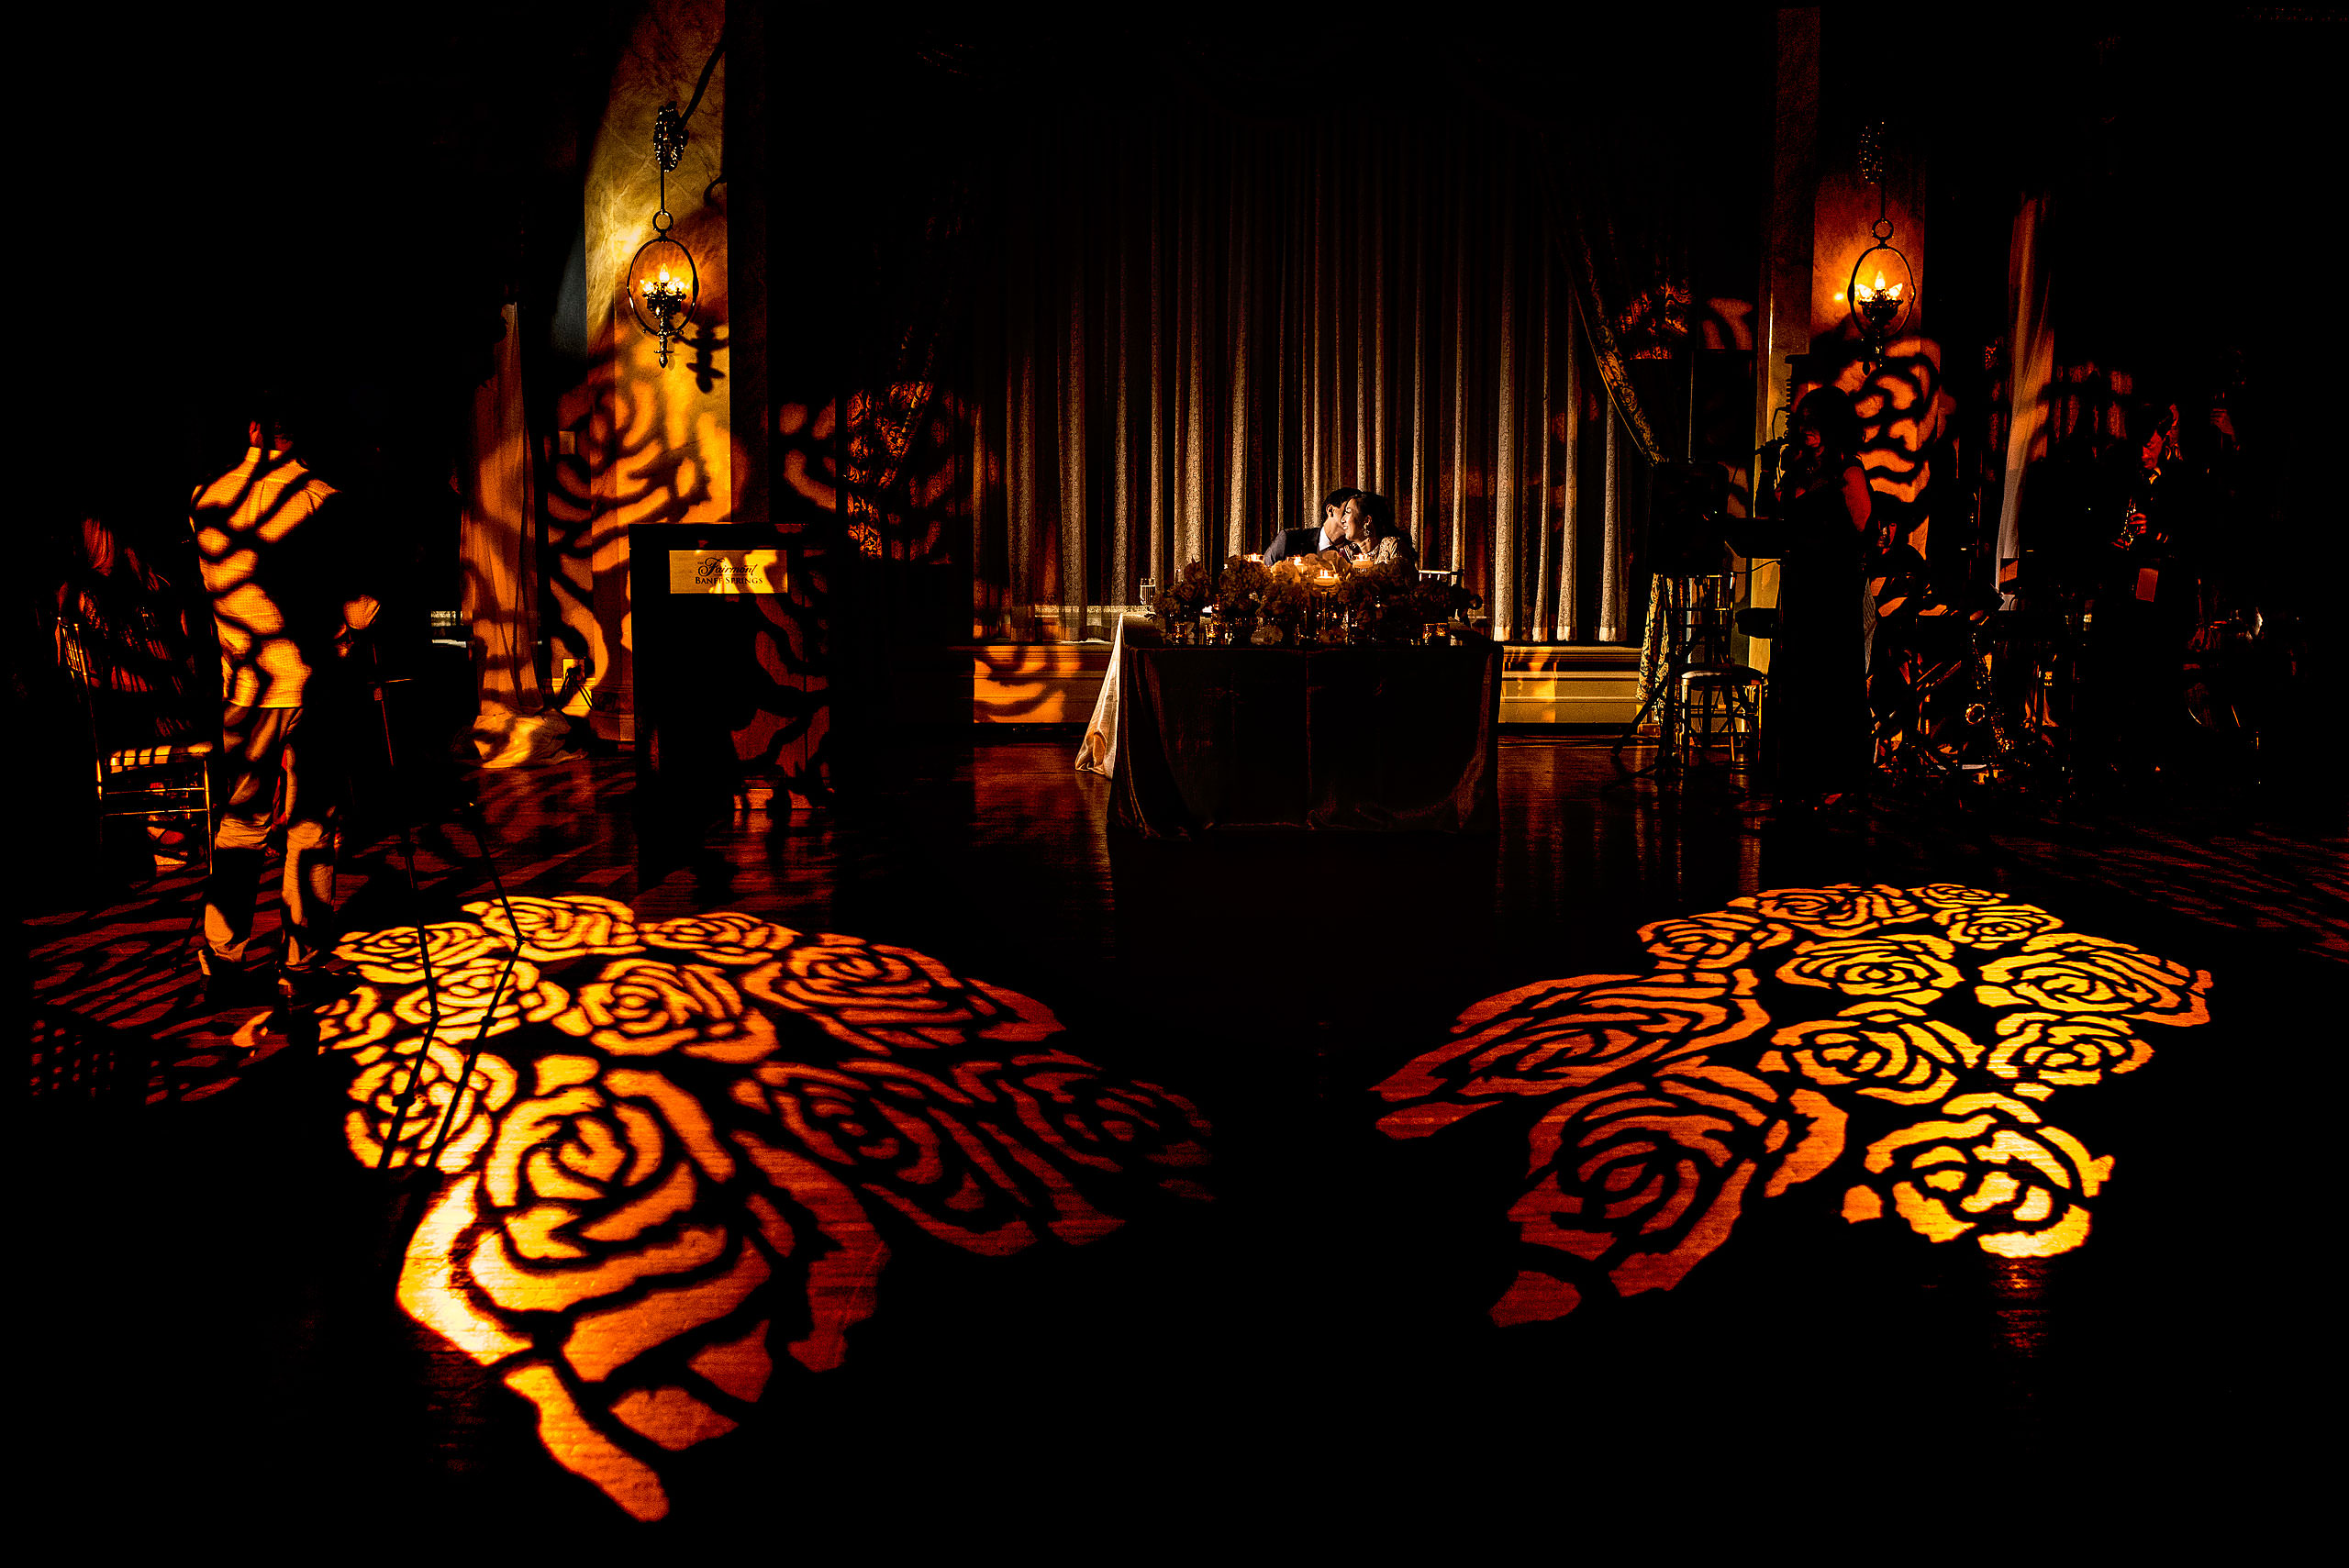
[35,6,2335,504]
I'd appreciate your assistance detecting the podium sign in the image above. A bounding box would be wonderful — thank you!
[667,549,786,595]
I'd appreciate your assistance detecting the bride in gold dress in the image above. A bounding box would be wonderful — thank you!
[1347,492,1419,573]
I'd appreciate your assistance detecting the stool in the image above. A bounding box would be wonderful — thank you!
[1673,664,1765,770]
[96,739,215,873]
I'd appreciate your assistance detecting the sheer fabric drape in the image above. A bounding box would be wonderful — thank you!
[1998,195,2056,599]
[969,117,1641,645]
[462,301,572,766]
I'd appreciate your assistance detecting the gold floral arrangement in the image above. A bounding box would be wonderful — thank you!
[1265,552,1345,587]
[1214,553,1271,640]
[1404,578,1453,628]
[1253,552,1355,641]
[1373,884,2210,1326]
[1152,559,1215,624]
[321,895,1210,1521]
[1260,573,1314,637]
[1331,563,1381,618]
[1411,577,1481,629]
[1327,559,1427,641]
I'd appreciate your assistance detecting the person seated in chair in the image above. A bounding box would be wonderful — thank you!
[1351,492,1419,573]
[1264,486,1363,566]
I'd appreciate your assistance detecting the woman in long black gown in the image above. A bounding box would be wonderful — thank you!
[1765,387,1875,807]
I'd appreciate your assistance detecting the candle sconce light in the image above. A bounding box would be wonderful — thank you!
[628,101,698,368]
[1836,120,1913,368]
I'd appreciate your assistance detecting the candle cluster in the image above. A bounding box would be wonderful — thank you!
[640,268,690,318]
[1151,550,1476,646]
[1850,271,1903,305]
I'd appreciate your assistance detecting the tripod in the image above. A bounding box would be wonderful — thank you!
[359,664,526,1178]
[1870,629,1972,788]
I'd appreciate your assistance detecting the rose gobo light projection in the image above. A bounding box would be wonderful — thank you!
[320,895,1210,1521]
[1372,884,2211,1326]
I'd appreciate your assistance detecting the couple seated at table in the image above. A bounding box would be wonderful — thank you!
[1263,486,1419,573]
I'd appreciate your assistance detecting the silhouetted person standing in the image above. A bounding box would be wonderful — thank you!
[1765,386,1875,808]
[2076,398,2196,786]
[191,400,376,1001]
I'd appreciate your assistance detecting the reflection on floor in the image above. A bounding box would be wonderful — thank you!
[1377,885,2210,1326]
[322,896,1207,1519]
[28,768,632,1105]
[1872,792,2349,971]
[21,740,2341,1540]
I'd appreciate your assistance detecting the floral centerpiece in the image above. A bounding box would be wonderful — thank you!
[1152,559,1214,639]
[1264,553,1347,642]
[1406,578,1455,637]
[1260,573,1314,643]
[1215,554,1270,643]
[1330,559,1419,642]
[1406,578,1483,642]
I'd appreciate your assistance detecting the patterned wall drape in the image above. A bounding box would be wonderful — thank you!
[1998,194,2055,595]
[968,113,1645,645]
[462,302,544,717]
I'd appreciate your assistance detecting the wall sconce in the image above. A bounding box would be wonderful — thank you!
[627,101,698,369]
[1837,120,1913,367]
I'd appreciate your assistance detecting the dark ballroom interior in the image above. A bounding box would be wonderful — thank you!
[18,4,2344,1550]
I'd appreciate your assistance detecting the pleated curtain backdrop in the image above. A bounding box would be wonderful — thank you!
[968,115,1642,645]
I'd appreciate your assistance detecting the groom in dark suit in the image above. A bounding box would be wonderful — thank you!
[1264,487,1363,565]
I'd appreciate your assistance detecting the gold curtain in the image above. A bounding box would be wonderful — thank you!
[969,115,1639,646]
[462,302,544,718]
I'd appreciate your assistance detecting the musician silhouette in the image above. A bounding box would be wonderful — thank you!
[189,395,378,1002]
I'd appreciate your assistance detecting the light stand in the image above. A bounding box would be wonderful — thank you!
[359,668,526,1178]
[1612,573,1701,778]
[1612,462,1738,780]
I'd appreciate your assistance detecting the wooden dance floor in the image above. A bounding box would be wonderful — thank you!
[23,738,2342,1545]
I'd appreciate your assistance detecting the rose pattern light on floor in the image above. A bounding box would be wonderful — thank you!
[1373,884,2212,1327]
[319,896,1209,1521]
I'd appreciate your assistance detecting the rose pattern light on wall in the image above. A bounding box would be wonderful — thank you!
[1374,884,2210,1326]
[321,896,1209,1522]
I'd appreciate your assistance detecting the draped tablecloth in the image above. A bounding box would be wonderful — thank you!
[1104,617,1499,836]
[1074,615,1125,778]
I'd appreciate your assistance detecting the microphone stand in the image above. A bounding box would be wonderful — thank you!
[358,652,525,1187]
